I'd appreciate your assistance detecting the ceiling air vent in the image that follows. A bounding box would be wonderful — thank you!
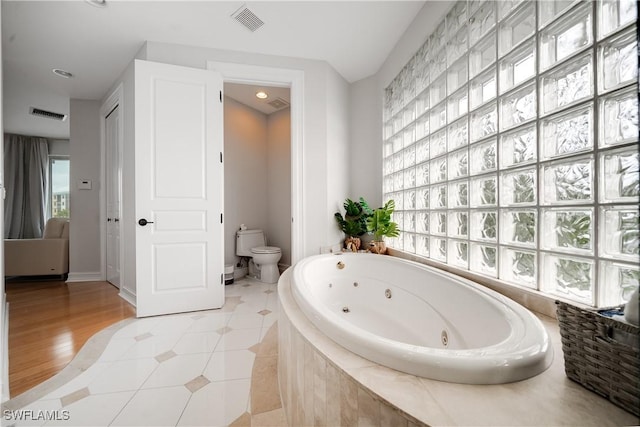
[231,4,264,32]
[29,107,67,122]
[268,97,290,110]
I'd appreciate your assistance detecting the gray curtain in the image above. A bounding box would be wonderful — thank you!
[3,134,50,238]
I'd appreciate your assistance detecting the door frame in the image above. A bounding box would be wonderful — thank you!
[206,61,305,265]
[99,83,125,291]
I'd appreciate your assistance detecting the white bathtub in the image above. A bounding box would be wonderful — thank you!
[291,253,553,384]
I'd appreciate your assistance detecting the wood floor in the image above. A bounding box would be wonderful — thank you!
[5,279,135,398]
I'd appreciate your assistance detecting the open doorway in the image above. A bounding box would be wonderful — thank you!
[223,83,291,279]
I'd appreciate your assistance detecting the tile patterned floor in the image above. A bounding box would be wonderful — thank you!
[2,277,281,427]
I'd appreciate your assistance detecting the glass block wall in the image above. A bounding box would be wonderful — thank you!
[382,0,639,307]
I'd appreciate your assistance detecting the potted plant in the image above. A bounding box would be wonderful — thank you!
[334,198,370,252]
[363,199,399,254]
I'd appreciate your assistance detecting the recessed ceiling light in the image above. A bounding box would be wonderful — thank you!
[52,69,73,79]
[85,0,107,7]
[255,91,268,99]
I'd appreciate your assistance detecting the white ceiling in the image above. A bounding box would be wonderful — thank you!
[225,83,290,115]
[1,0,425,139]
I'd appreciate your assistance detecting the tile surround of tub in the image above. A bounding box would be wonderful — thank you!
[278,267,640,426]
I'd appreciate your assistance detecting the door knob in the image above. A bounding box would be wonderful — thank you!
[138,218,154,226]
[114,218,120,222]
[107,218,112,222]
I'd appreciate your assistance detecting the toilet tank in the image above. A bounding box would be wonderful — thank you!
[236,229,266,256]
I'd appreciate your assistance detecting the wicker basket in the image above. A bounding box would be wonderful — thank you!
[556,301,639,416]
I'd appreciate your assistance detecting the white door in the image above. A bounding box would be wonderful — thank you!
[134,59,224,317]
[105,105,121,288]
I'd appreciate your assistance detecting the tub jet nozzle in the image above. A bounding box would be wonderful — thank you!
[342,306,350,313]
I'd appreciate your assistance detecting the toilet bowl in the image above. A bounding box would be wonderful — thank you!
[250,246,282,284]
[236,229,282,284]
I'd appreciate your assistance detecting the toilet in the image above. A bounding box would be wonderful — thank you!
[236,229,282,284]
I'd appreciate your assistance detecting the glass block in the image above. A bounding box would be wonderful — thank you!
[447,86,468,123]
[500,247,536,287]
[430,237,447,262]
[430,74,447,106]
[500,167,537,205]
[392,113,403,135]
[403,211,416,232]
[430,48,448,82]
[383,175,393,193]
[449,179,469,207]
[430,184,448,209]
[469,1,497,45]
[470,243,497,276]
[403,168,416,191]
[598,27,638,94]
[448,239,469,268]
[404,190,416,211]
[391,192,404,210]
[599,261,639,306]
[447,27,469,67]
[541,254,594,305]
[500,209,537,247]
[430,211,447,236]
[541,156,593,205]
[447,148,469,180]
[416,63,430,95]
[539,2,592,72]
[540,104,593,160]
[393,172,403,191]
[469,68,497,111]
[404,233,417,253]
[540,51,593,116]
[469,31,496,78]
[416,186,430,209]
[600,147,639,203]
[383,141,393,159]
[430,102,447,132]
[599,86,639,148]
[447,1,468,37]
[416,90,429,119]
[539,0,579,29]
[417,210,430,234]
[470,210,498,241]
[470,174,497,207]
[541,208,594,255]
[430,128,447,160]
[470,102,497,143]
[392,153,402,173]
[447,117,469,151]
[402,145,415,168]
[598,0,637,40]
[499,38,536,95]
[416,234,430,257]
[416,161,430,187]
[498,0,526,20]
[499,82,536,131]
[384,121,394,140]
[448,211,469,238]
[469,139,497,175]
[392,134,404,155]
[498,2,535,57]
[447,56,468,96]
[403,125,416,148]
[416,115,430,141]
[600,206,639,262]
[416,138,430,163]
[500,124,537,169]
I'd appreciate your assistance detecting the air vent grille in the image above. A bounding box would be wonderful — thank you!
[231,5,264,32]
[29,107,67,122]
[268,98,290,110]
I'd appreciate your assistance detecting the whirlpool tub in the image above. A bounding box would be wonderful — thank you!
[291,253,553,384]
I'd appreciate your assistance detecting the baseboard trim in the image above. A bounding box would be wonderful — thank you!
[119,288,136,307]
[65,272,103,283]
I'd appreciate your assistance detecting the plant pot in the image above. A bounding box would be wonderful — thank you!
[344,236,361,252]
[360,232,374,248]
[369,240,387,255]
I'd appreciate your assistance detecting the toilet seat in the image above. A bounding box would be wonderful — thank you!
[251,246,281,254]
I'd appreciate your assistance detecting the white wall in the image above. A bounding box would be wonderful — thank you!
[143,41,350,257]
[349,1,453,206]
[68,99,101,280]
[48,139,69,156]
[223,96,268,264]
[267,107,291,266]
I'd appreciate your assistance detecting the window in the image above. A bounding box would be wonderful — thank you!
[382,0,638,307]
[49,157,70,218]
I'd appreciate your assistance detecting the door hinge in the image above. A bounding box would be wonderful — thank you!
[220,152,223,163]
[220,213,223,223]
[221,273,224,284]
[219,91,222,103]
